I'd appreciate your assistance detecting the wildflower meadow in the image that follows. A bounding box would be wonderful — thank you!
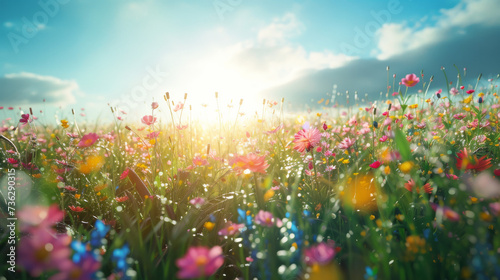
[2,68,500,280]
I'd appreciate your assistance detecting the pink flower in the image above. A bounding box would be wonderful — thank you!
[192,156,209,166]
[77,133,99,148]
[304,242,336,265]
[338,137,355,150]
[233,153,269,174]
[50,254,100,280]
[453,113,466,120]
[369,161,381,169]
[173,102,184,112]
[490,202,500,216]
[401,73,420,87]
[18,228,72,277]
[392,92,399,96]
[255,210,277,227]
[218,222,245,236]
[450,87,459,95]
[189,197,206,207]
[176,246,224,279]
[145,131,161,140]
[151,102,159,109]
[7,158,18,165]
[141,115,157,126]
[466,89,475,94]
[17,204,64,233]
[293,128,321,153]
[379,135,388,142]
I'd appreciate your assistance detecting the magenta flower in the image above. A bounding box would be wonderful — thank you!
[369,161,381,169]
[141,115,157,126]
[176,246,224,279]
[338,137,355,150]
[293,128,321,153]
[18,228,72,277]
[19,113,30,124]
[466,89,475,94]
[77,133,99,148]
[401,73,420,87]
[218,222,245,236]
[304,242,336,265]
[254,210,276,227]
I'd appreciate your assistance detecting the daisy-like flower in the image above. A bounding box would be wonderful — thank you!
[404,179,433,194]
[369,161,381,169]
[254,210,277,227]
[192,155,209,166]
[115,195,129,202]
[69,205,84,212]
[401,73,420,87]
[176,246,224,279]
[338,137,355,150]
[453,113,466,120]
[293,128,321,153]
[456,148,492,172]
[77,133,99,148]
[233,153,269,174]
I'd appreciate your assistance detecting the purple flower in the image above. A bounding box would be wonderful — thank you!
[254,210,276,227]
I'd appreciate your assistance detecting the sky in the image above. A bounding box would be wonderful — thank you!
[1,0,499,121]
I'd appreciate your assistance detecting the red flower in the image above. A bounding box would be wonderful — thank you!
[369,161,381,169]
[120,169,129,180]
[456,148,492,172]
[293,128,321,153]
[466,89,475,94]
[494,169,500,177]
[69,205,84,212]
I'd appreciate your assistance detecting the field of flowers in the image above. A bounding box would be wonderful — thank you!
[1,69,500,279]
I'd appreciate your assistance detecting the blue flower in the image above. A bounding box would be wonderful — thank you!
[364,266,377,280]
[112,243,130,272]
[90,220,111,248]
[71,240,95,263]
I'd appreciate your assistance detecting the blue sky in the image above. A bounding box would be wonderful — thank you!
[1,0,499,120]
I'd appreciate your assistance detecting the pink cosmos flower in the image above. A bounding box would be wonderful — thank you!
[255,210,277,227]
[141,115,157,126]
[338,137,355,150]
[19,113,30,124]
[233,153,269,174]
[304,242,336,265]
[176,246,224,279]
[466,89,475,94]
[453,113,466,120]
[77,133,99,148]
[218,222,245,236]
[293,128,321,153]
[401,74,420,87]
[151,102,159,109]
[18,228,72,277]
[490,202,500,216]
[379,135,388,142]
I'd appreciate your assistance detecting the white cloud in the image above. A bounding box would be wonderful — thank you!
[0,72,78,105]
[376,0,500,60]
[167,13,357,106]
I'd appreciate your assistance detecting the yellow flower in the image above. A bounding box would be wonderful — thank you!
[61,120,69,128]
[342,159,350,164]
[463,96,473,104]
[78,155,105,174]
[264,189,275,202]
[399,161,414,174]
[409,104,418,109]
[204,221,215,231]
[75,194,81,199]
[384,166,391,175]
